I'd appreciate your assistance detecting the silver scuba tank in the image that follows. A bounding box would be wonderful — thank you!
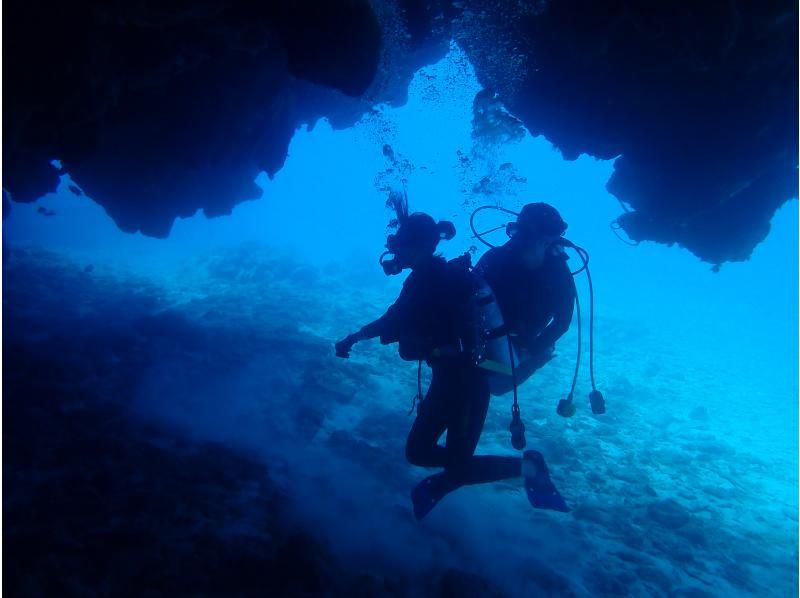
[471,276,519,384]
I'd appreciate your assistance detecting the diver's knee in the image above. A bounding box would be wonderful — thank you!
[405,439,425,466]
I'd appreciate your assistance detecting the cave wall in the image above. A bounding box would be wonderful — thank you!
[4,0,388,236]
[3,0,797,262]
[453,0,798,264]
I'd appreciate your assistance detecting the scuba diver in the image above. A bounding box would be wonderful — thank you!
[335,192,568,520]
[471,201,606,417]
[475,203,576,393]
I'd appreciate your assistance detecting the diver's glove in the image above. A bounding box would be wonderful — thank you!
[335,334,359,358]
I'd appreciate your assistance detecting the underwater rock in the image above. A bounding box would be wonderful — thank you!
[3,362,289,597]
[5,1,796,262]
[675,522,709,548]
[572,501,617,527]
[3,0,456,238]
[471,89,525,146]
[701,482,738,500]
[438,568,507,598]
[633,565,673,595]
[324,429,407,490]
[453,0,798,263]
[582,562,632,597]
[3,0,384,237]
[647,498,693,529]
[670,587,716,598]
[343,573,407,598]
[518,559,573,595]
[583,470,606,489]
[689,405,710,421]
[273,532,336,595]
[4,243,798,595]
[650,532,698,567]
[719,556,757,592]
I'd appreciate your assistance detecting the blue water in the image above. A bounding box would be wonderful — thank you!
[4,46,798,596]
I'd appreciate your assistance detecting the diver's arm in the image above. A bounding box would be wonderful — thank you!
[354,314,390,341]
[335,314,389,358]
[335,299,406,358]
[524,272,576,357]
[525,319,569,358]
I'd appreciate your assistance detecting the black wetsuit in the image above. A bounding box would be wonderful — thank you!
[475,244,576,356]
[362,255,521,486]
[360,255,473,362]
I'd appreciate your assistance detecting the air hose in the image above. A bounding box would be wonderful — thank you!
[469,205,519,248]
[557,241,605,416]
[570,242,604,414]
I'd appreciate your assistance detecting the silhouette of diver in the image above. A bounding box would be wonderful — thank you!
[335,192,567,520]
[475,202,576,393]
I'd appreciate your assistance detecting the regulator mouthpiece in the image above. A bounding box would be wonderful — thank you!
[379,251,403,276]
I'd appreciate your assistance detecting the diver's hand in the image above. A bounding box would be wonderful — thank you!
[335,334,358,358]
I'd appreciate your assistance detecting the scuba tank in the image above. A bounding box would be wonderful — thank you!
[468,274,523,398]
[470,275,519,379]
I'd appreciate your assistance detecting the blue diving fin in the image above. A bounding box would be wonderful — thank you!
[411,471,459,521]
[523,450,569,513]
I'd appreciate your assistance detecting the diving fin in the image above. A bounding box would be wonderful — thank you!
[411,471,459,521]
[523,450,569,513]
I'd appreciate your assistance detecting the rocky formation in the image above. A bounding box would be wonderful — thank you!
[454,0,798,264]
[4,0,797,262]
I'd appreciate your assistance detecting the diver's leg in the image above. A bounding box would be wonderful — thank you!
[448,378,570,511]
[444,369,522,485]
[412,367,568,518]
[405,368,449,468]
[408,366,463,520]
[411,366,522,520]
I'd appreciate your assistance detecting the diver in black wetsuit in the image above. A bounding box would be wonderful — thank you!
[475,203,576,392]
[335,193,568,520]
